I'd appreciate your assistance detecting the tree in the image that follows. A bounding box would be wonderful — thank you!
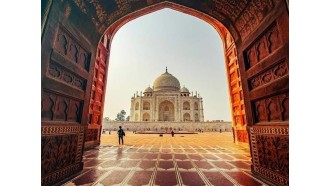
[115,110,126,121]
[126,116,130,121]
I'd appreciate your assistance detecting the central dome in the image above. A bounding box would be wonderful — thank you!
[153,69,180,91]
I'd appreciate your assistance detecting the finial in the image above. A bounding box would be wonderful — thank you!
[166,66,168,72]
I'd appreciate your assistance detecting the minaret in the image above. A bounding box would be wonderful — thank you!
[130,95,134,121]
[200,97,204,122]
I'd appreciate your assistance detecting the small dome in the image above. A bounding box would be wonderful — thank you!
[144,86,153,93]
[181,86,189,93]
[153,68,180,91]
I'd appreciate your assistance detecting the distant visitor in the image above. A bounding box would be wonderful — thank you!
[117,126,125,145]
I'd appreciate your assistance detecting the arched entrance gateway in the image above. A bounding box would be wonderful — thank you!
[158,100,175,121]
[41,0,288,185]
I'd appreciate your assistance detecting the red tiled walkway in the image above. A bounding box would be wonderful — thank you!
[63,132,267,185]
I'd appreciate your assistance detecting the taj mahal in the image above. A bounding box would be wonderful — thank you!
[129,68,204,122]
[102,68,232,133]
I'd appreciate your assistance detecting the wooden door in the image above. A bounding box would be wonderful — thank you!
[41,1,98,185]
[237,2,289,185]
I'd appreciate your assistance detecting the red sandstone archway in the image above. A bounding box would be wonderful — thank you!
[90,2,247,146]
[41,1,288,185]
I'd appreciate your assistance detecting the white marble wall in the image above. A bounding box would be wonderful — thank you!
[102,120,232,132]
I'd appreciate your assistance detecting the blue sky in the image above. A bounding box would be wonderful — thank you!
[104,8,231,121]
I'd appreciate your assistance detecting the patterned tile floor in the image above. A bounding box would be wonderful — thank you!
[63,132,267,186]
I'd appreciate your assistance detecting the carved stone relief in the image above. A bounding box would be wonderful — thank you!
[42,91,82,123]
[54,27,90,71]
[41,125,84,185]
[48,62,86,90]
[85,128,99,142]
[41,134,78,176]
[250,126,289,185]
[235,0,274,39]
[236,130,249,143]
[244,22,282,69]
[249,60,288,90]
[253,92,289,123]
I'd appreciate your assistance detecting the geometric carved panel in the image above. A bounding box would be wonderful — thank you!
[85,36,109,149]
[41,91,83,123]
[41,125,84,186]
[47,62,86,90]
[236,130,249,143]
[249,59,288,90]
[235,0,275,40]
[250,126,289,185]
[54,27,90,71]
[252,92,289,124]
[41,134,78,176]
[224,28,247,143]
[85,128,99,142]
[244,22,282,69]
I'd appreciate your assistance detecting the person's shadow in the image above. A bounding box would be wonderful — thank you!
[116,147,123,160]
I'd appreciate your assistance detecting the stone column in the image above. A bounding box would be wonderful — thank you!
[155,96,158,121]
[139,96,143,121]
[130,97,134,121]
[200,98,204,122]
[190,98,194,122]
[175,94,179,121]
[178,94,182,121]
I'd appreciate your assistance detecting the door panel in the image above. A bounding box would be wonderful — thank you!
[238,2,289,185]
[41,1,97,185]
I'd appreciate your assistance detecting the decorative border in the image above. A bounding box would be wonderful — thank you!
[248,59,288,90]
[75,132,85,163]
[250,126,289,185]
[47,62,86,90]
[250,126,288,135]
[41,163,81,186]
[42,126,85,185]
[41,125,85,135]
[255,166,289,185]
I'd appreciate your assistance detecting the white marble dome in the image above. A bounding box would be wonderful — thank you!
[180,86,189,93]
[153,70,180,91]
[144,86,153,93]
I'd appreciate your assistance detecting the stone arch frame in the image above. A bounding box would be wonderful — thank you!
[158,100,175,121]
[142,113,150,121]
[94,3,287,184]
[92,1,255,180]
[194,113,199,122]
[194,102,198,111]
[143,101,150,110]
[42,1,288,185]
[95,1,249,145]
[183,113,190,121]
[183,101,190,110]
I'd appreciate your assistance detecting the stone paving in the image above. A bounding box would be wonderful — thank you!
[63,132,267,186]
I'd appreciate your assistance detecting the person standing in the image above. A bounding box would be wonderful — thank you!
[171,130,174,137]
[117,126,125,145]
